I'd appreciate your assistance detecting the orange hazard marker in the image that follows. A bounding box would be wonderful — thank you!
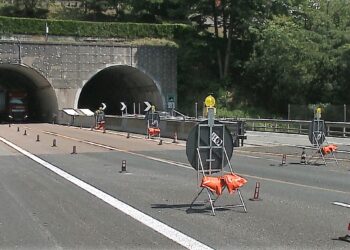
[321,144,337,155]
[222,174,248,193]
[249,182,262,201]
[200,176,224,196]
[148,127,160,137]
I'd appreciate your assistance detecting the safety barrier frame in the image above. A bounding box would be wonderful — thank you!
[190,121,247,216]
[307,120,338,166]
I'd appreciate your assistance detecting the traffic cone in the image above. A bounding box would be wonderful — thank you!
[71,146,77,154]
[281,154,286,165]
[338,222,350,242]
[158,139,163,145]
[300,148,306,164]
[249,182,262,201]
[120,160,127,173]
[172,131,178,143]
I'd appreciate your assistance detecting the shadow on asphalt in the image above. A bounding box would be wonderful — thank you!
[151,203,246,215]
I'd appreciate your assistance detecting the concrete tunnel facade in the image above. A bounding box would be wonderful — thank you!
[0,40,177,122]
[0,63,166,122]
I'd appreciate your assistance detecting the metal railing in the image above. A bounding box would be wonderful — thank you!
[242,118,350,137]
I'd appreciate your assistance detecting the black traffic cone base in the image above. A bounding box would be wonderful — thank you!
[338,235,350,243]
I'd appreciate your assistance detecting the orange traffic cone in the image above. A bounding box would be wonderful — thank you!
[249,182,262,201]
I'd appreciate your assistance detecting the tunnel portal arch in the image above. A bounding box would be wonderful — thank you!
[77,65,164,115]
[0,64,58,122]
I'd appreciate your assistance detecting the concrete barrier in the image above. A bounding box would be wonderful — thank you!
[56,111,244,146]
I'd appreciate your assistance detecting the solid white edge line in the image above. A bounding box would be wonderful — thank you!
[0,137,213,250]
[332,202,350,208]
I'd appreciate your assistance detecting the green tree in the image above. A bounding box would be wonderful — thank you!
[241,16,324,113]
[83,0,109,20]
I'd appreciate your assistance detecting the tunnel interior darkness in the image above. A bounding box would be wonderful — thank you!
[78,65,163,115]
[0,64,58,123]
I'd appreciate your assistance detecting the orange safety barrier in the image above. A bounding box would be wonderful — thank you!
[148,127,160,137]
[200,176,224,195]
[222,174,248,193]
[201,174,248,195]
[321,144,337,155]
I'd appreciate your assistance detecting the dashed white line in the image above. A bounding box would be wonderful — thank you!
[332,202,350,208]
[0,136,213,250]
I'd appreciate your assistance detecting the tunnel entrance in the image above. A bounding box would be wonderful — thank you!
[78,65,163,115]
[0,64,58,123]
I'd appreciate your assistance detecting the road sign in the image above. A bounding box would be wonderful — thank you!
[167,94,176,109]
[144,101,151,112]
[308,119,326,145]
[101,103,106,110]
[186,120,234,170]
[120,102,126,111]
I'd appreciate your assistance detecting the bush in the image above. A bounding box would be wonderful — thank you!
[0,15,191,39]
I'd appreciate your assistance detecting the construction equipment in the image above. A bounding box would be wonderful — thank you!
[307,110,338,166]
[146,111,161,139]
[187,97,247,215]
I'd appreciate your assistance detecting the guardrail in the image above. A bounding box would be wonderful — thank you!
[240,118,350,137]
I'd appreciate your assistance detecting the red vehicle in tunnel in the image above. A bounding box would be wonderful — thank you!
[8,90,28,121]
[0,87,28,122]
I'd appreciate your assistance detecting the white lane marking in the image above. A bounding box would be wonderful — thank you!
[332,202,350,208]
[0,136,213,250]
[43,131,193,170]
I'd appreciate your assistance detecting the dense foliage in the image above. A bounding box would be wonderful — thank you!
[0,15,188,39]
[0,0,350,117]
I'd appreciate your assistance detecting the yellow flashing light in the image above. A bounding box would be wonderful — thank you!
[204,95,216,108]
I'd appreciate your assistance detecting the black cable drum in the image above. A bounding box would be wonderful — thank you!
[186,120,234,170]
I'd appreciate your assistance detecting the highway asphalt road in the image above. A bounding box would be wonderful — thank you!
[0,123,349,249]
